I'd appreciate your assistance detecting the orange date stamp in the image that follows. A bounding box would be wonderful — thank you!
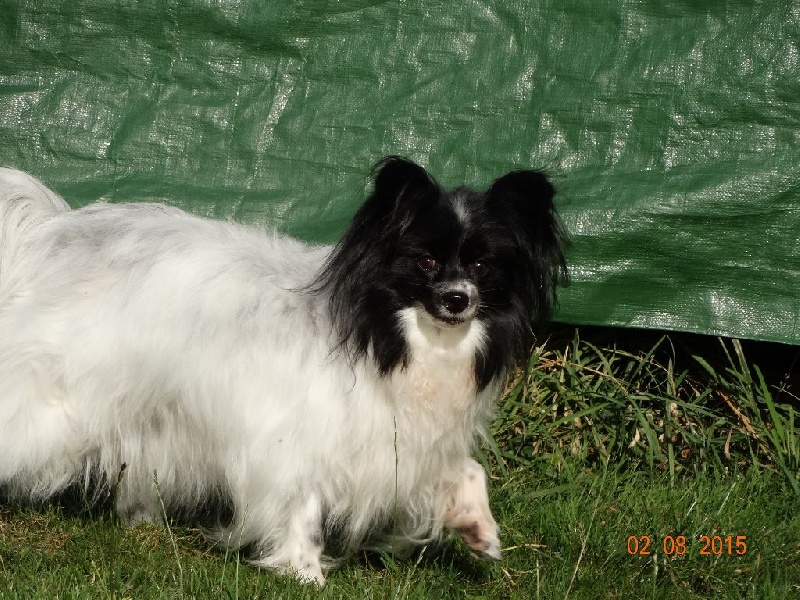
[627,535,748,556]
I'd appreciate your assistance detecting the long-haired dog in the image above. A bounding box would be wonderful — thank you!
[0,158,568,584]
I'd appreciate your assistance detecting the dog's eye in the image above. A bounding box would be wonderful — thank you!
[417,255,437,273]
[470,260,489,277]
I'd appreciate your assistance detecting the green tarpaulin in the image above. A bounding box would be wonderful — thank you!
[1,0,798,344]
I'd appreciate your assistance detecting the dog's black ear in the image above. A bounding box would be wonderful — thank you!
[371,156,436,196]
[487,170,555,221]
[487,170,570,321]
[366,156,439,231]
[314,157,439,374]
[324,157,437,270]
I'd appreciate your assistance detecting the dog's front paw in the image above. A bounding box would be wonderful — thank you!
[285,563,326,587]
[450,512,501,560]
[255,556,326,587]
[443,459,502,561]
[458,520,501,560]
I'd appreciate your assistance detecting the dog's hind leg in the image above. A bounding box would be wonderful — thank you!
[443,458,501,560]
[114,469,164,525]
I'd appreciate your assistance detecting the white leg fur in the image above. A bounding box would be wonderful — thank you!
[251,492,325,586]
[115,471,163,525]
[443,459,501,560]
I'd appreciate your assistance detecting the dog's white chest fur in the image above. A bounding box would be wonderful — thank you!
[394,307,485,427]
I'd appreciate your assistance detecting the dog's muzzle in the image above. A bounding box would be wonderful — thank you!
[433,284,479,324]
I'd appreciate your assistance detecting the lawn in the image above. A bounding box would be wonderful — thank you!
[1,328,798,599]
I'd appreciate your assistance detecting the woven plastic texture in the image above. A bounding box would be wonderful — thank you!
[1,0,798,344]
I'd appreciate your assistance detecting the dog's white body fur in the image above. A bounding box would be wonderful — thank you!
[0,168,500,584]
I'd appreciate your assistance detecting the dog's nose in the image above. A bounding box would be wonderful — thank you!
[441,291,470,314]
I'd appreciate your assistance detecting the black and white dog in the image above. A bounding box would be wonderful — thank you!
[0,158,568,584]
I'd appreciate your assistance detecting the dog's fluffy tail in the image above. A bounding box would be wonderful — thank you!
[0,168,70,295]
[0,169,76,497]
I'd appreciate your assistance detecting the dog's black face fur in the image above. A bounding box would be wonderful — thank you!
[316,156,569,389]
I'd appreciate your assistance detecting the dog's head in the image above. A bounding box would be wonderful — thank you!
[317,156,569,387]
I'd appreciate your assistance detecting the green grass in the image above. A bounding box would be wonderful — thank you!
[1,328,799,598]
